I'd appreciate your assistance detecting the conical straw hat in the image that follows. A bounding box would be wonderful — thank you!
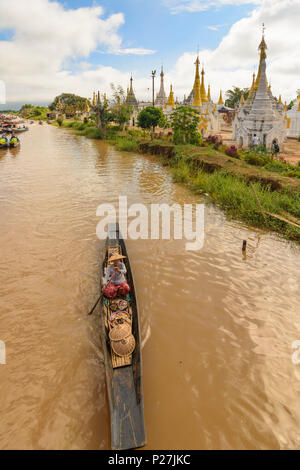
[109,323,131,341]
[108,253,126,263]
[111,334,136,357]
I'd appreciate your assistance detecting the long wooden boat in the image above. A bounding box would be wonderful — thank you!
[99,223,146,450]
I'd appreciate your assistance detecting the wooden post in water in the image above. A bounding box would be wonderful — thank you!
[242,240,247,252]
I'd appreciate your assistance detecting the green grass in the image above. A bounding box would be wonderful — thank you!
[114,138,139,152]
[171,157,300,241]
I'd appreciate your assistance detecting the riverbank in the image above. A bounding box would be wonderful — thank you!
[56,120,300,241]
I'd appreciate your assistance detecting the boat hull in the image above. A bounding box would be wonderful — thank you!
[99,223,146,450]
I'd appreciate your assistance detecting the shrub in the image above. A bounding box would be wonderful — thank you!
[245,152,270,166]
[206,134,223,147]
[297,136,300,142]
[84,127,104,139]
[225,145,239,158]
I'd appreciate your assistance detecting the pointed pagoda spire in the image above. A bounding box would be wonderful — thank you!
[97,91,100,104]
[249,72,256,98]
[240,94,245,105]
[278,95,282,105]
[126,75,138,106]
[155,66,167,107]
[218,90,224,105]
[268,81,271,92]
[207,84,211,101]
[192,56,202,107]
[200,66,209,103]
[103,93,108,108]
[254,24,267,91]
[167,84,175,108]
[92,92,96,106]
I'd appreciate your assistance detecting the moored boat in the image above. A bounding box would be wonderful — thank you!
[9,137,20,148]
[99,223,146,450]
[0,137,9,148]
[14,127,28,133]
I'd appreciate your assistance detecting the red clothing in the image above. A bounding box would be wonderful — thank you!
[104,281,130,299]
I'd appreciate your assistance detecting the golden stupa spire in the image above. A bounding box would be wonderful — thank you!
[297,101,300,112]
[200,66,209,103]
[268,80,271,92]
[240,94,245,105]
[85,99,90,113]
[207,84,211,101]
[254,24,267,91]
[278,95,282,105]
[92,92,96,106]
[249,72,256,95]
[284,101,287,113]
[167,85,175,108]
[192,56,202,107]
[218,90,224,105]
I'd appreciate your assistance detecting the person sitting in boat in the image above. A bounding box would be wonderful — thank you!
[102,253,130,299]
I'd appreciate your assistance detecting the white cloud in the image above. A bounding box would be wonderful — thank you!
[164,0,300,103]
[206,25,222,30]
[0,0,154,103]
[0,0,299,106]
[164,0,262,14]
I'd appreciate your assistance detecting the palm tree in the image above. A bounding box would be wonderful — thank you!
[225,87,250,108]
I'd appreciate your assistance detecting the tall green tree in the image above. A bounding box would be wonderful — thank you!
[111,104,133,129]
[137,106,166,132]
[170,106,200,144]
[49,93,90,115]
[225,87,250,108]
[92,100,112,130]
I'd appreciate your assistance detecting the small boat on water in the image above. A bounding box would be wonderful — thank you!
[0,136,20,149]
[0,137,9,148]
[99,223,146,450]
[0,126,28,133]
[9,137,20,148]
[13,127,28,133]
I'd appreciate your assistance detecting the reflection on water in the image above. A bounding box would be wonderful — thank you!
[0,124,300,449]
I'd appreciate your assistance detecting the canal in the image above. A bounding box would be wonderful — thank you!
[0,123,299,449]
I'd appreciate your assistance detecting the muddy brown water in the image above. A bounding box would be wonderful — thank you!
[0,124,300,450]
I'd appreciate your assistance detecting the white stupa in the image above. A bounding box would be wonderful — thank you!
[287,91,300,137]
[232,27,286,148]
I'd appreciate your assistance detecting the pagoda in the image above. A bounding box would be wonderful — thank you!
[125,75,138,107]
[155,67,167,108]
[183,56,220,136]
[287,90,300,137]
[232,26,286,148]
[165,85,175,110]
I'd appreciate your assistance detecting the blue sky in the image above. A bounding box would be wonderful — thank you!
[0,0,299,107]
[61,0,252,74]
